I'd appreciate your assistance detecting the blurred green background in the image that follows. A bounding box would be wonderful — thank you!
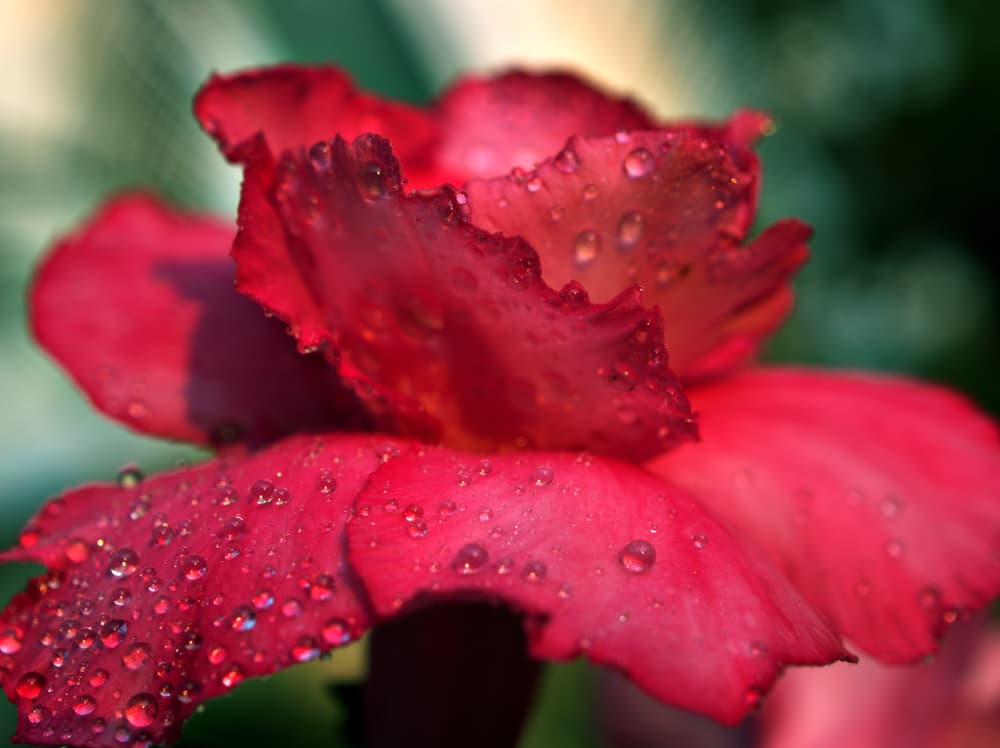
[1,0,996,745]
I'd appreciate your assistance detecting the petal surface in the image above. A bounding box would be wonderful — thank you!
[195,66,654,189]
[433,70,654,182]
[347,449,850,725]
[0,434,408,747]
[233,134,695,459]
[649,368,1000,662]
[31,194,368,447]
[465,126,808,380]
[194,65,443,187]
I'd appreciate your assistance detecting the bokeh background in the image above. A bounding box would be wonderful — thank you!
[1,0,997,745]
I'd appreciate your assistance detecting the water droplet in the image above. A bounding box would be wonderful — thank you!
[749,640,768,657]
[309,141,332,168]
[89,669,108,688]
[655,261,681,286]
[73,695,97,716]
[291,636,321,662]
[65,538,91,564]
[220,664,245,688]
[122,643,151,670]
[532,466,555,487]
[322,618,351,646]
[281,599,304,618]
[525,175,542,193]
[522,561,547,582]
[15,672,45,699]
[252,589,275,610]
[623,147,655,179]
[125,693,157,728]
[179,555,208,581]
[358,162,388,200]
[207,646,227,665]
[150,526,173,548]
[616,212,644,250]
[608,362,635,391]
[572,230,600,268]
[407,521,428,539]
[880,496,902,518]
[495,557,514,575]
[582,183,599,201]
[619,539,656,573]
[250,479,275,505]
[691,534,709,549]
[1,628,23,654]
[117,465,144,489]
[554,145,580,174]
[108,548,139,578]
[452,544,489,575]
[111,587,132,607]
[317,470,337,494]
[152,596,171,615]
[885,539,905,558]
[309,574,335,601]
[220,517,246,541]
[229,606,257,632]
[99,620,127,648]
[478,507,493,522]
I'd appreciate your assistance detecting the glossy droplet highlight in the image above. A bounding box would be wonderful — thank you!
[107,548,139,578]
[616,212,644,250]
[572,230,600,268]
[15,672,45,700]
[532,466,554,487]
[623,147,655,179]
[122,643,151,670]
[229,606,257,632]
[73,695,97,716]
[452,544,489,575]
[322,618,351,646]
[522,561,547,583]
[179,555,208,581]
[554,144,580,174]
[99,619,127,649]
[124,693,157,728]
[619,539,656,574]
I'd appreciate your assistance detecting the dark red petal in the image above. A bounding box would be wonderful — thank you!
[31,193,368,447]
[433,70,655,182]
[193,65,443,187]
[233,133,695,459]
[648,368,1000,662]
[465,126,808,380]
[0,433,409,747]
[762,622,1000,748]
[347,450,851,725]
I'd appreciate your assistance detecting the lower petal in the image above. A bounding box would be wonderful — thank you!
[346,449,850,725]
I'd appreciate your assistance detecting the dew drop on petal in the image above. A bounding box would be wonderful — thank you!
[619,539,656,574]
[220,664,245,688]
[179,555,208,581]
[99,620,127,649]
[692,534,709,549]
[124,693,157,728]
[291,636,321,662]
[122,643,151,671]
[65,538,91,564]
[321,618,351,646]
[229,606,257,632]
[0,628,23,654]
[407,520,428,539]
[73,695,97,716]
[522,561,547,583]
[15,672,45,700]
[572,230,600,268]
[554,145,580,174]
[108,548,139,578]
[532,466,555,487]
[117,465,144,488]
[616,212,644,250]
[623,147,655,179]
[452,544,489,575]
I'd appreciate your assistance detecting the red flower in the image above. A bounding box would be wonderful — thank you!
[2,66,998,747]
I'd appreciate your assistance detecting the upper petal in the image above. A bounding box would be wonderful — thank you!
[194,66,655,188]
[232,133,695,459]
[648,368,1000,662]
[0,433,408,747]
[193,64,443,187]
[346,449,850,725]
[31,193,369,447]
[465,123,808,380]
[432,70,655,181]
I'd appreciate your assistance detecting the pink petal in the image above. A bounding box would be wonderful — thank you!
[233,133,695,459]
[465,126,809,380]
[346,449,851,725]
[762,622,1000,748]
[193,64,444,187]
[0,433,408,747]
[31,194,368,447]
[648,368,1000,662]
[433,70,654,181]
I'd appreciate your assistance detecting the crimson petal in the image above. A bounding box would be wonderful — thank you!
[0,434,408,747]
[433,70,654,182]
[233,133,695,459]
[649,368,1000,662]
[31,194,368,447]
[465,125,808,380]
[347,449,851,725]
[193,64,444,187]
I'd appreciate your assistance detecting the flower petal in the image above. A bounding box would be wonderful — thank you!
[762,622,1000,748]
[233,134,695,459]
[465,125,808,380]
[0,433,408,747]
[31,194,368,447]
[648,368,1000,662]
[193,64,444,187]
[433,70,654,182]
[346,449,851,725]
